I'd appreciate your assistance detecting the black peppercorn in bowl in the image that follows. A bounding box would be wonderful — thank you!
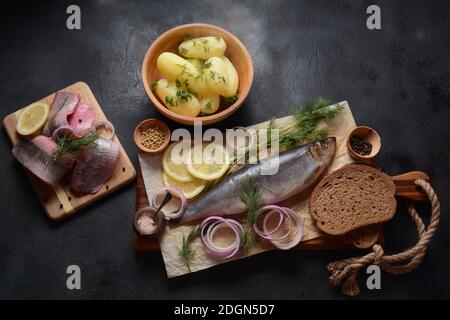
[346,126,381,160]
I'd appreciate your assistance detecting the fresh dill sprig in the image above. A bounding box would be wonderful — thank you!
[53,131,99,161]
[179,227,200,272]
[277,98,344,151]
[239,179,262,253]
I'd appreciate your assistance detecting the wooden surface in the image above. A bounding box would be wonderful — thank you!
[142,23,253,125]
[133,163,358,252]
[3,82,136,220]
[392,171,430,201]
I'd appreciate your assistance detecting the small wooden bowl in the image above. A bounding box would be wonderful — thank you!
[142,23,254,125]
[347,126,381,160]
[134,119,171,153]
[133,207,164,237]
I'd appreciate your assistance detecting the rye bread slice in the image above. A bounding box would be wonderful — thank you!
[309,164,396,235]
[343,224,381,249]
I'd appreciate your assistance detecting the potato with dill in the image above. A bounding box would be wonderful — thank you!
[204,57,239,98]
[154,79,201,117]
[204,57,229,97]
[222,57,239,97]
[153,36,240,117]
[178,36,226,60]
[157,52,208,95]
[199,92,220,114]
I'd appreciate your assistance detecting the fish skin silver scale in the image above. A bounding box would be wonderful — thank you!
[70,138,119,193]
[179,137,336,224]
[12,138,70,185]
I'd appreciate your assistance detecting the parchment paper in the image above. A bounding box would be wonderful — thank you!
[138,101,356,277]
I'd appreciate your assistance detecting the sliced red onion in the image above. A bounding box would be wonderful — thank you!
[253,205,292,241]
[151,186,187,220]
[263,207,303,250]
[200,216,244,260]
[95,120,115,141]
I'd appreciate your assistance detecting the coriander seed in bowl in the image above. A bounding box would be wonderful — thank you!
[134,119,171,153]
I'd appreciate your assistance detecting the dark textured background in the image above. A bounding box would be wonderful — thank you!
[0,0,449,299]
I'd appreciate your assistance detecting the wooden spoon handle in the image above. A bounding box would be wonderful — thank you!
[391,171,430,201]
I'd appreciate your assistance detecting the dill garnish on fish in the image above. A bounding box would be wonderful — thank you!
[239,179,262,253]
[277,97,343,151]
[53,131,99,161]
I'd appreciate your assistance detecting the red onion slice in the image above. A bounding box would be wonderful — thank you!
[253,205,292,241]
[200,216,243,260]
[151,186,187,220]
[263,207,303,250]
[95,120,115,141]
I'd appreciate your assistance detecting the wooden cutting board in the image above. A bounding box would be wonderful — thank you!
[133,164,360,252]
[3,82,136,220]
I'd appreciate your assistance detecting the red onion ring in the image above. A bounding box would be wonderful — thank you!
[200,216,244,260]
[253,205,292,241]
[151,186,187,220]
[263,207,303,250]
[95,120,115,141]
[262,209,286,236]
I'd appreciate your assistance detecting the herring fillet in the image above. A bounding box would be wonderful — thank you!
[52,103,96,139]
[12,135,73,185]
[178,137,336,224]
[70,138,120,194]
[42,92,80,136]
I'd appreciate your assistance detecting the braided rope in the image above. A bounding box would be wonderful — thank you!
[327,179,441,296]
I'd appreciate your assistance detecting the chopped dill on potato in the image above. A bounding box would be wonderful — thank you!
[165,96,177,107]
[222,94,238,106]
[179,47,188,57]
[150,81,158,91]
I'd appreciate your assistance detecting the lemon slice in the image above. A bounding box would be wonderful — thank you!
[16,102,50,136]
[162,172,206,199]
[186,143,230,181]
[162,142,193,182]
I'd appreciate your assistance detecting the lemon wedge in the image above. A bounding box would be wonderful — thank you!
[186,143,230,181]
[162,172,206,199]
[16,102,50,136]
[162,142,193,182]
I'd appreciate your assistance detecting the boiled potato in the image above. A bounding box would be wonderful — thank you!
[204,57,229,96]
[199,93,220,114]
[155,79,201,117]
[178,36,226,60]
[222,57,239,97]
[157,52,208,95]
[186,58,204,72]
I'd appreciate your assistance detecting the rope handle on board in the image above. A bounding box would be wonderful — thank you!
[327,179,441,296]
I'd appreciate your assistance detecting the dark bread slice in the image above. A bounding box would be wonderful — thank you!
[309,164,396,235]
[343,224,381,249]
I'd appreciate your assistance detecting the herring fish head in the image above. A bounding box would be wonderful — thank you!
[178,137,336,224]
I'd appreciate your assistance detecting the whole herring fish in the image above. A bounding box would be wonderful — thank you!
[178,137,336,224]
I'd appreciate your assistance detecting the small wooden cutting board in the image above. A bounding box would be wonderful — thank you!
[3,82,136,220]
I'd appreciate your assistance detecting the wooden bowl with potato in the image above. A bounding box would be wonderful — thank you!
[142,23,254,125]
